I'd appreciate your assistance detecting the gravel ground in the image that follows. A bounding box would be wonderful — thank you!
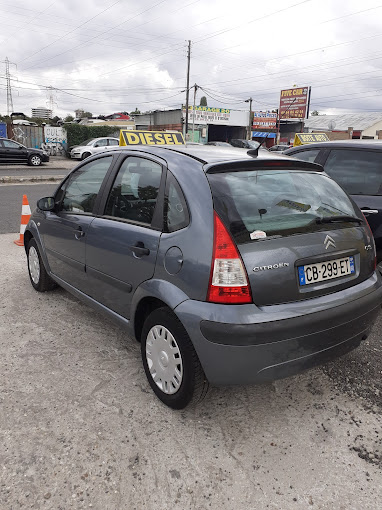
[323,312,382,409]
[0,233,381,509]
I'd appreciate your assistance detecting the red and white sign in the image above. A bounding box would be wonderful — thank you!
[252,111,277,129]
[279,87,310,119]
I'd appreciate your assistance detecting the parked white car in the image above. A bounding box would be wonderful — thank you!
[70,137,119,160]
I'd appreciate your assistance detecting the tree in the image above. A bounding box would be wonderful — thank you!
[82,111,93,119]
[311,110,320,116]
[199,96,207,107]
[64,114,74,122]
[51,116,62,126]
[131,108,141,115]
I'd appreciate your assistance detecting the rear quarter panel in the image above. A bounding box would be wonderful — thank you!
[154,158,214,302]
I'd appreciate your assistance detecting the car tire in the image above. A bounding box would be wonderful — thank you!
[28,154,42,166]
[27,238,57,292]
[81,152,91,160]
[141,307,209,409]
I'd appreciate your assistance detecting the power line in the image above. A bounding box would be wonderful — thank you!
[19,0,122,65]
[194,0,314,44]
[22,0,169,71]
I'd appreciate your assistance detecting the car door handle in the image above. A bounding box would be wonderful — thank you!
[129,242,150,257]
[74,226,85,239]
[360,209,379,215]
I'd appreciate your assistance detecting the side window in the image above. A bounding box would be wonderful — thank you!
[3,140,21,149]
[60,156,113,214]
[324,149,382,195]
[108,139,119,146]
[105,156,162,225]
[94,139,108,148]
[290,149,320,163]
[164,172,189,232]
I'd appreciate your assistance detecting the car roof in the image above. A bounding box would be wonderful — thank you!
[97,144,324,172]
[286,140,382,151]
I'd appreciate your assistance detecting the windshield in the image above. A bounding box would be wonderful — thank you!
[207,169,360,244]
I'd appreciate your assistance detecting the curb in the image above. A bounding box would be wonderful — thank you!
[0,175,65,184]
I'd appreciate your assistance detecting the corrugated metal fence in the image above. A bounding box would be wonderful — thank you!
[6,125,44,149]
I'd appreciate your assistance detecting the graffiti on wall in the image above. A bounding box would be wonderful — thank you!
[43,126,67,155]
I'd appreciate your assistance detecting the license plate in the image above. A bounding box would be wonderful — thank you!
[298,256,355,286]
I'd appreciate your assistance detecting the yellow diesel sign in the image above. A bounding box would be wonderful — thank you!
[119,130,185,146]
[293,133,330,146]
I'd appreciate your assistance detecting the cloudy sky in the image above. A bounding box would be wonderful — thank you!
[1,0,382,118]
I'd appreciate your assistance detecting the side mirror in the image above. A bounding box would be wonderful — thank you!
[19,145,23,149]
[37,196,55,211]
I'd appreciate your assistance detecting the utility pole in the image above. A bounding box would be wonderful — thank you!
[4,57,16,116]
[184,40,191,138]
[192,83,198,142]
[245,97,252,140]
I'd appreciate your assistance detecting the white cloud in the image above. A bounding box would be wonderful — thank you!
[1,0,382,117]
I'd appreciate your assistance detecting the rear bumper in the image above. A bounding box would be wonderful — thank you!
[174,273,382,386]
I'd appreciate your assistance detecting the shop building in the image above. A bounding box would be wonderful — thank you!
[133,107,248,143]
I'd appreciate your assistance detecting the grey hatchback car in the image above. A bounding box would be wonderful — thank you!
[25,145,382,409]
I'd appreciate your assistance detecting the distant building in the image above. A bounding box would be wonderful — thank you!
[75,109,84,118]
[304,112,382,140]
[104,112,130,121]
[31,107,52,119]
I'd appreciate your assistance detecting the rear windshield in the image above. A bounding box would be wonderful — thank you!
[207,169,359,244]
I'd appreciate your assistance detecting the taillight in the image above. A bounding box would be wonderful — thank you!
[362,212,377,270]
[207,212,252,304]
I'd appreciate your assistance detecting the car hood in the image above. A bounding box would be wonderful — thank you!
[28,148,45,154]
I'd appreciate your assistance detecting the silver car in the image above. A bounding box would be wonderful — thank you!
[24,145,382,409]
[70,137,119,160]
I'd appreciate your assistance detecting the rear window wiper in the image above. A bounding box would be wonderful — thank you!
[315,215,363,224]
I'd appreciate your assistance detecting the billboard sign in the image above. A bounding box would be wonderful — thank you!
[183,106,231,125]
[279,87,310,119]
[252,111,277,129]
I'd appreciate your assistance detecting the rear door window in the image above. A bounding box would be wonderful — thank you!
[323,149,382,195]
[164,172,189,232]
[207,169,359,244]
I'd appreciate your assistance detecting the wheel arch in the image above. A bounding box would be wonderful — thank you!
[24,223,52,274]
[131,279,190,342]
[133,297,169,343]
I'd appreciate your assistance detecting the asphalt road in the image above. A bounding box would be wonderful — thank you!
[0,167,69,177]
[0,183,58,234]
[1,232,382,509]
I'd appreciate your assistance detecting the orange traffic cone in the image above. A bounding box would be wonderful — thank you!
[14,194,31,246]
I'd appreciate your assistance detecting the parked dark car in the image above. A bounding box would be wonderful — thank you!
[205,141,231,146]
[24,145,382,408]
[230,139,260,149]
[284,141,382,263]
[0,138,49,166]
[269,144,292,152]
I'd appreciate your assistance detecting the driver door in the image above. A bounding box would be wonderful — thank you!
[2,139,28,163]
[41,155,114,291]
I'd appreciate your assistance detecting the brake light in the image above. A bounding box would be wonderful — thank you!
[362,212,377,270]
[207,212,252,304]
